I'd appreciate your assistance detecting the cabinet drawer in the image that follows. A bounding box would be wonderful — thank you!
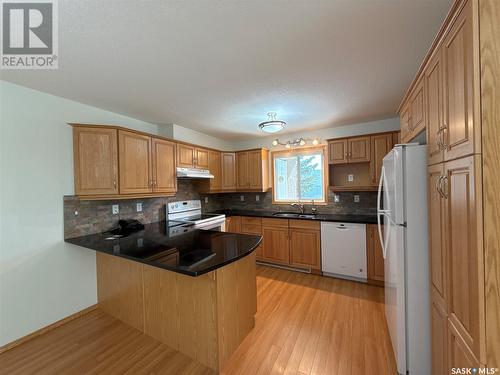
[262,218,289,228]
[289,219,320,230]
[241,216,262,226]
[241,224,262,235]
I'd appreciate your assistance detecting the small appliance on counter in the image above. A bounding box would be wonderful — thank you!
[166,200,225,231]
[109,219,145,235]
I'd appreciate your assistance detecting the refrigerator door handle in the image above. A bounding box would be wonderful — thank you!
[377,165,389,259]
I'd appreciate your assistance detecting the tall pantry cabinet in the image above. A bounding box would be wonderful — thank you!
[398,0,500,370]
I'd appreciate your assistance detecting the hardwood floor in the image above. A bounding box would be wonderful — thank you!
[0,265,396,375]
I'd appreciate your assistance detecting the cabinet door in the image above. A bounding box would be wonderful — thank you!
[431,295,448,375]
[208,151,222,191]
[328,139,348,164]
[348,136,371,163]
[225,216,241,233]
[73,127,118,195]
[241,220,262,261]
[400,105,411,143]
[151,138,176,193]
[366,224,385,285]
[262,226,290,265]
[442,0,476,161]
[370,134,393,185]
[195,148,209,169]
[409,77,425,136]
[248,150,263,189]
[425,49,445,165]
[428,164,447,308]
[118,130,152,194]
[177,144,195,167]
[221,153,236,190]
[444,155,483,359]
[289,229,320,270]
[236,152,249,189]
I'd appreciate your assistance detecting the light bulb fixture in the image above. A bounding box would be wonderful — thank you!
[271,137,321,148]
[258,112,286,134]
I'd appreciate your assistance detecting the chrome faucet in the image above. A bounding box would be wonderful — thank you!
[291,202,305,214]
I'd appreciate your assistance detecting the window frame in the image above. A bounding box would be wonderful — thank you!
[271,145,328,205]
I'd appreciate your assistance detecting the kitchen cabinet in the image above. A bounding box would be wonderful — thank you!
[442,0,477,162]
[431,295,448,375]
[176,144,209,169]
[289,220,321,270]
[369,133,393,185]
[151,138,177,194]
[400,104,411,143]
[400,77,425,144]
[236,149,270,192]
[425,48,445,166]
[328,136,370,164]
[221,152,237,191]
[241,217,263,260]
[444,155,483,361]
[208,150,222,191]
[448,319,480,370]
[73,126,118,196]
[225,216,241,233]
[262,218,289,265]
[118,130,152,194]
[328,139,348,164]
[366,224,385,286]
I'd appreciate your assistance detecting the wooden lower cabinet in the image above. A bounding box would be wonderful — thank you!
[448,319,481,371]
[289,220,321,270]
[431,293,448,375]
[241,217,263,261]
[262,225,290,265]
[366,224,385,286]
[225,216,241,233]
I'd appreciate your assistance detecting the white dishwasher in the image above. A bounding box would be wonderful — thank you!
[321,222,367,282]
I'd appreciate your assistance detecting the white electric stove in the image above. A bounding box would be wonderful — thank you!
[166,200,225,231]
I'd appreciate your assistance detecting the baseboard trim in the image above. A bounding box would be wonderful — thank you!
[256,261,312,274]
[0,304,98,354]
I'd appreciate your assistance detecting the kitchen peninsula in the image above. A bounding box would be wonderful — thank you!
[66,221,261,371]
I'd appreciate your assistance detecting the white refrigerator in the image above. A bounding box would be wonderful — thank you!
[377,144,430,375]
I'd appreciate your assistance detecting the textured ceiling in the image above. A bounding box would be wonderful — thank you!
[2,0,452,140]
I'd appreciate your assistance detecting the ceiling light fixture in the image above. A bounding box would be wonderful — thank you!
[258,112,286,134]
[271,137,321,148]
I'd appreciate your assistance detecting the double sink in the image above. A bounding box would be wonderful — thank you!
[272,212,317,219]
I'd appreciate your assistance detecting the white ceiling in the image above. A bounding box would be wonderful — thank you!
[2,0,452,140]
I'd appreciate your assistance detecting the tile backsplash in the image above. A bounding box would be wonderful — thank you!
[64,179,377,238]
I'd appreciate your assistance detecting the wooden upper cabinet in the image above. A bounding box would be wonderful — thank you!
[409,77,425,136]
[73,127,119,196]
[425,48,445,165]
[177,144,195,168]
[400,105,411,143]
[118,130,152,194]
[366,224,385,285]
[348,136,371,163]
[442,0,476,161]
[328,139,348,164]
[370,133,393,185]
[236,152,249,189]
[428,163,447,308]
[262,225,290,265]
[444,155,484,361]
[151,138,176,193]
[221,152,236,190]
[208,150,222,191]
[195,148,209,169]
[247,150,263,189]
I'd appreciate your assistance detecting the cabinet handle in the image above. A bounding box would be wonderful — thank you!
[113,180,117,189]
[440,125,448,149]
[441,175,448,199]
[436,176,444,198]
[153,180,157,187]
[436,129,443,150]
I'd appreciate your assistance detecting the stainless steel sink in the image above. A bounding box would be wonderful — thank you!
[272,212,317,219]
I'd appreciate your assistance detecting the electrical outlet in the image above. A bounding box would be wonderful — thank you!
[354,194,360,203]
[348,174,354,182]
[240,195,245,202]
[256,195,260,202]
[137,238,143,247]
[204,196,209,203]
[334,194,340,203]
[112,204,119,215]
[136,202,143,212]
[74,210,79,216]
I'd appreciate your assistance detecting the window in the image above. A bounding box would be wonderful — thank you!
[272,147,327,204]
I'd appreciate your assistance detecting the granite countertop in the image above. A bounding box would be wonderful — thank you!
[209,209,379,225]
[65,221,262,277]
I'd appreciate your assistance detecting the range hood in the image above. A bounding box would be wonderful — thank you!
[176,167,214,179]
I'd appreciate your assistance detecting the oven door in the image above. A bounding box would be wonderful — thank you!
[194,219,225,232]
